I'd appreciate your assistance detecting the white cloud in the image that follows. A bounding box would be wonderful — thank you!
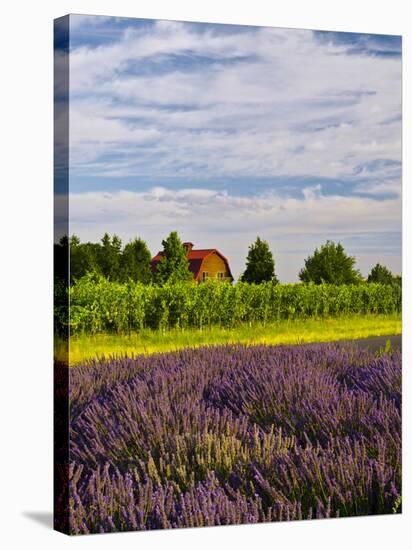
[68,20,401,183]
[65,18,401,280]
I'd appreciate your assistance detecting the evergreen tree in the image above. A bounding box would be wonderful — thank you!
[299,240,361,285]
[241,237,278,284]
[121,238,152,283]
[155,231,193,284]
[367,263,394,285]
[99,233,122,280]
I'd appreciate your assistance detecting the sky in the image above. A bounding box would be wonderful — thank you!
[58,14,402,282]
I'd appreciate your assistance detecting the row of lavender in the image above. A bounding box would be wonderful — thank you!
[69,344,401,534]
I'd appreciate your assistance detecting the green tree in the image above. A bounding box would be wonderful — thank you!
[98,233,122,280]
[367,263,395,285]
[69,234,101,282]
[299,240,361,285]
[121,238,152,283]
[393,275,402,287]
[241,237,278,284]
[155,231,193,284]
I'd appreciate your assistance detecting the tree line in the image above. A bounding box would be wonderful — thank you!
[54,231,401,287]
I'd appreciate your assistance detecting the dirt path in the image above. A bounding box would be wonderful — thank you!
[337,334,401,352]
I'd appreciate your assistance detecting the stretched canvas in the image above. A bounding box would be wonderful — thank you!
[54,14,402,535]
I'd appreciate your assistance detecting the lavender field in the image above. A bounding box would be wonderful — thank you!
[68,343,401,534]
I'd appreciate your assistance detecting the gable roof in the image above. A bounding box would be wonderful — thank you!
[151,247,233,281]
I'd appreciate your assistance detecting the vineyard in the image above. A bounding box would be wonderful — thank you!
[66,343,401,534]
[60,274,402,335]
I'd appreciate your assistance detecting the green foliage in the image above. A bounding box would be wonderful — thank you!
[66,277,402,335]
[375,338,394,358]
[241,237,278,284]
[70,234,101,281]
[367,263,394,285]
[384,339,393,354]
[64,233,153,284]
[392,495,402,514]
[393,275,402,287]
[299,240,362,285]
[99,233,122,280]
[154,231,193,284]
[121,238,153,283]
[54,276,69,335]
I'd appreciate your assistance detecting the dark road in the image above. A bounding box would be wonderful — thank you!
[336,334,401,353]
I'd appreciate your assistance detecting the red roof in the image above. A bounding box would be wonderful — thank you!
[187,249,215,260]
[151,247,233,281]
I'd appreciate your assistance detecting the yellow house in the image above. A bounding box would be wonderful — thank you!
[151,242,233,283]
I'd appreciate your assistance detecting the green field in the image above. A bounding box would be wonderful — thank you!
[56,313,401,366]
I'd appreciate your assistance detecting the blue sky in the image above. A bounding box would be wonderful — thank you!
[61,15,402,281]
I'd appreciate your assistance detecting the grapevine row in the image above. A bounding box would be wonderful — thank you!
[62,274,402,334]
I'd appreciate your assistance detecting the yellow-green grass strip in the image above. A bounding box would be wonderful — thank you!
[56,314,401,366]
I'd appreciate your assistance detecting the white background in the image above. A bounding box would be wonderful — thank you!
[0,1,410,548]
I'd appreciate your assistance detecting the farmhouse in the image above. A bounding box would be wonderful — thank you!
[151,242,234,283]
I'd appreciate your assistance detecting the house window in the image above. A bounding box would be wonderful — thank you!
[217,272,224,280]
[202,271,209,281]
